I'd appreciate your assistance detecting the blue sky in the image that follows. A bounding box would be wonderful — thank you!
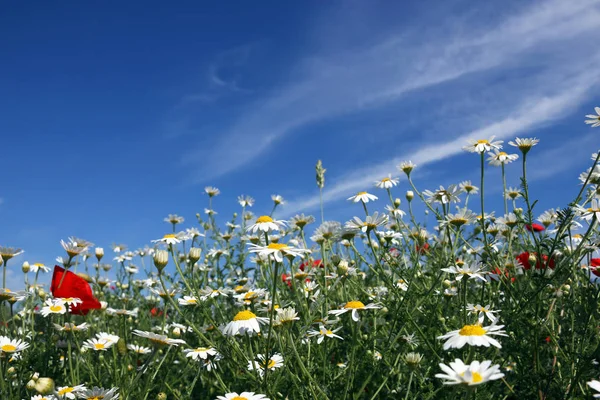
[1,0,599,288]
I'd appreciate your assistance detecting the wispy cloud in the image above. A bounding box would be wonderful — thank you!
[180,0,600,183]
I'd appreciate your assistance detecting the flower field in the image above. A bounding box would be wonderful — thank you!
[1,108,600,399]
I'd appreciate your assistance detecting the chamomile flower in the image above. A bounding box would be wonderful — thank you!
[41,298,68,317]
[271,194,285,205]
[290,213,315,230]
[132,330,187,346]
[95,332,120,345]
[345,212,388,233]
[466,304,499,324]
[248,243,311,263]
[127,344,152,354]
[78,387,119,400]
[0,336,29,355]
[437,324,507,350]
[152,234,182,245]
[422,185,462,205]
[164,214,184,225]
[30,262,50,273]
[436,359,504,386]
[82,338,115,352]
[307,325,343,344]
[375,175,399,189]
[247,353,284,377]
[397,161,416,176]
[0,246,24,261]
[60,239,87,257]
[53,323,89,332]
[178,296,200,306]
[463,136,503,153]
[587,379,600,397]
[509,137,539,154]
[585,107,600,128]
[55,385,86,399]
[184,347,218,361]
[274,307,299,325]
[32,395,57,400]
[205,186,220,197]
[328,300,381,322]
[459,180,479,194]
[441,262,486,282]
[246,216,287,233]
[505,187,522,200]
[222,310,269,336]
[574,197,600,222]
[216,392,269,400]
[487,150,518,166]
[347,191,378,203]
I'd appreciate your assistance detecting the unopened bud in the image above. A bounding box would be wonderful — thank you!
[157,393,168,400]
[22,261,30,273]
[394,198,401,207]
[34,377,55,394]
[528,254,537,266]
[26,380,36,390]
[95,247,104,260]
[153,250,169,273]
[406,191,414,201]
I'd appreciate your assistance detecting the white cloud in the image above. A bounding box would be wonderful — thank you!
[180,0,600,183]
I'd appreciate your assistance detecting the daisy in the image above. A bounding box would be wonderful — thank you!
[238,195,255,207]
[0,288,28,302]
[41,298,68,317]
[487,150,519,166]
[247,353,284,377]
[132,330,187,346]
[423,185,463,205]
[437,324,507,350]
[307,325,343,344]
[205,186,220,197]
[246,216,287,233]
[509,137,539,154]
[588,379,600,398]
[164,214,184,225]
[441,262,486,282]
[274,307,299,325]
[505,187,522,200]
[436,359,504,386]
[178,296,200,306]
[585,107,600,128]
[375,175,399,189]
[53,322,89,332]
[248,243,311,263]
[345,212,388,233]
[459,180,479,194]
[271,194,285,205]
[574,197,600,222]
[184,347,218,361]
[78,387,119,400]
[60,239,87,257]
[466,304,499,324]
[0,336,29,355]
[0,246,24,261]
[328,300,381,322]
[55,385,86,399]
[32,395,58,400]
[199,287,229,300]
[397,161,416,176]
[216,392,269,400]
[311,221,342,243]
[290,213,315,230]
[222,310,269,336]
[347,191,378,203]
[152,234,182,245]
[82,338,115,352]
[463,136,503,153]
[30,262,50,273]
[442,208,477,228]
[127,344,152,354]
[96,332,120,345]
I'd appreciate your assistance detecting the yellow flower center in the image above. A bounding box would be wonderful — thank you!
[187,298,197,304]
[256,216,274,223]
[244,291,257,299]
[267,243,289,250]
[267,359,276,369]
[88,396,105,400]
[231,397,248,400]
[471,372,483,383]
[325,330,333,335]
[357,191,367,195]
[497,152,507,157]
[58,388,75,395]
[196,347,209,352]
[1,344,16,352]
[163,234,177,239]
[344,301,365,309]
[476,139,489,145]
[458,325,486,336]
[50,305,64,312]
[587,207,599,213]
[94,343,105,350]
[381,178,391,182]
[233,310,257,321]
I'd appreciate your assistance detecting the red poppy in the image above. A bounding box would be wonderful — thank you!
[526,223,545,232]
[516,252,555,270]
[416,243,430,254]
[150,307,164,318]
[591,258,600,267]
[545,336,551,344]
[50,265,101,315]
[299,259,323,271]
[281,273,292,288]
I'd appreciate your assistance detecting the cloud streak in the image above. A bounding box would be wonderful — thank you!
[180,0,600,183]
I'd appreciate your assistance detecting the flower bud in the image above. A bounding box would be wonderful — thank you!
[394,198,401,207]
[34,378,55,394]
[406,191,414,201]
[95,247,104,260]
[22,261,30,273]
[528,254,537,266]
[37,289,46,300]
[157,392,168,400]
[153,250,169,273]
[26,380,36,391]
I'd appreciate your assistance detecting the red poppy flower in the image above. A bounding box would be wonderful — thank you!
[281,273,292,288]
[516,252,555,270]
[591,258,600,267]
[299,259,323,271]
[526,223,545,232]
[416,243,430,254]
[50,265,101,315]
[150,307,164,318]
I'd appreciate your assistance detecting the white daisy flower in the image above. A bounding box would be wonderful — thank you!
[271,194,285,205]
[397,161,416,176]
[574,197,600,222]
[30,262,50,273]
[216,392,269,400]
[55,385,86,399]
[53,323,89,332]
[587,379,600,398]
[248,243,311,263]
[466,304,499,324]
[375,175,399,189]
[585,107,600,128]
[238,195,255,207]
[0,336,29,355]
[436,359,504,385]
[347,191,378,203]
[441,262,486,282]
[463,136,503,153]
[328,300,381,322]
[205,186,220,197]
[307,325,343,344]
[184,347,218,361]
[247,353,284,377]
[345,212,388,233]
[221,310,268,336]
[508,137,539,154]
[132,330,187,346]
[82,338,115,352]
[178,296,200,306]
[78,387,119,400]
[40,298,68,317]
[96,332,120,345]
[151,234,182,245]
[246,216,287,233]
[437,324,507,350]
[487,150,518,166]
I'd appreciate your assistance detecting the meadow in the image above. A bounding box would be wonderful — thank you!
[1,107,600,399]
